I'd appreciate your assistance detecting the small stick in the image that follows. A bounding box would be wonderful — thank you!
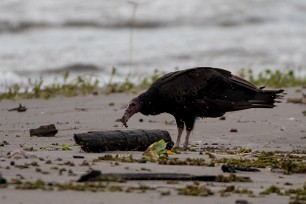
[120,118,128,128]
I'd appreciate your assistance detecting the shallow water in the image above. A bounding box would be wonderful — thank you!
[0,0,306,89]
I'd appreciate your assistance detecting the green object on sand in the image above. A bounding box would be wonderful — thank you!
[143,139,168,161]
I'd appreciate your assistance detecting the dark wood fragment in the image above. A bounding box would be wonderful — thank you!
[78,170,251,182]
[74,129,174,152]
[235,199,249,204]
[222,164,260,173]
[73,155,85,159]
[78,170,101,182]
[29,124,58,137]
[8,104,27,112]
[234,166,260,172]
[222,164,236,173]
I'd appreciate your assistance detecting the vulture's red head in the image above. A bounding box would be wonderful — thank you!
[121,97,142,127]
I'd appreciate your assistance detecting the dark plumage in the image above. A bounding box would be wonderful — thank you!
[122,67,284,150]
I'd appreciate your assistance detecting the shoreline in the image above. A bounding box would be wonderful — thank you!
[0,87,305,204]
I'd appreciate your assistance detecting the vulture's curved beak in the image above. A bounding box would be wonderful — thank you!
[121,98,141,128]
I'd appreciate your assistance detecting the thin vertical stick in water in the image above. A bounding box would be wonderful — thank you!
[128,1,138,67]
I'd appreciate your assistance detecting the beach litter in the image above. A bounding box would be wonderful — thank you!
[7,149,37,159]
[29,124,58,137]
[8,104,27,112]
[143,139,171,161]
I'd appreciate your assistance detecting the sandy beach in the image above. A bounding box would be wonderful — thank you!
[0,87,305,204]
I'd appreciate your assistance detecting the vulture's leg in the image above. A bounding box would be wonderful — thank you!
[174,118,184,148]
[183,118,195,150]
[183,130,191,150]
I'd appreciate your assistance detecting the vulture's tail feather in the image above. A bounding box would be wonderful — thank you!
[246,89,285,109]
[210,89,285,112]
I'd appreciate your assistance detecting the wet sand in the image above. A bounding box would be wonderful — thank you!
[0,87,305,204]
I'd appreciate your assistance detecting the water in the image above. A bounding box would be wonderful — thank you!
[1,0,306,90]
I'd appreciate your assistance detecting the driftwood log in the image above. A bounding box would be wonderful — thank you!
[74,129,174,152]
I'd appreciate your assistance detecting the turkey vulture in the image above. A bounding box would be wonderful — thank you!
[121,67,284,150]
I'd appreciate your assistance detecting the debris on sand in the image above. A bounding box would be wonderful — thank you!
[178,182,213,196]
[0,172,7,184]
[78,170,102,182]
[8,104,27,112]
[143,139,168,161]
[221,164,260,173]
[77,171,251,183]
[287,94,306,104]
[7,149,37,159]
[29,124,58,137]
[230,128,238,132]
[0,140,9,146]
[73,155,85,159]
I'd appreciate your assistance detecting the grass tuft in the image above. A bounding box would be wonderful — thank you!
[1,67,305,100]
[238,68,306,88]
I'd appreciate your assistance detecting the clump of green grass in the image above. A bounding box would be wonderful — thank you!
[158,157,208,166]
[215,174,251,182]
[14,180,121,192]
[139,69,161,89]
[103,67,163,94]
[0,68,164,100]
[92,154,137,163]
[238,147,252,154]
[125,184,156,193]
[13,179,157,193]
[214,151,306,174]
[238,68,306,88]
[1,67,305,100]
[260,182,306,201]
[260,185,283,195]
[15,180,50,190]
[219,185,253,197]
[178,182,213,196]
[103,67,135,94]
[0,71,99,100]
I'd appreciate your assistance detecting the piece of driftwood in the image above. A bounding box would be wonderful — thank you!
[74,129,174,152]
[8,104,27,112]
[77,170,251,182]
[73,155,85,159]
[222,164,260,173]
[29,124,58,137]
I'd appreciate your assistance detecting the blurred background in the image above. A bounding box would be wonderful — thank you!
[0,0,306,89]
